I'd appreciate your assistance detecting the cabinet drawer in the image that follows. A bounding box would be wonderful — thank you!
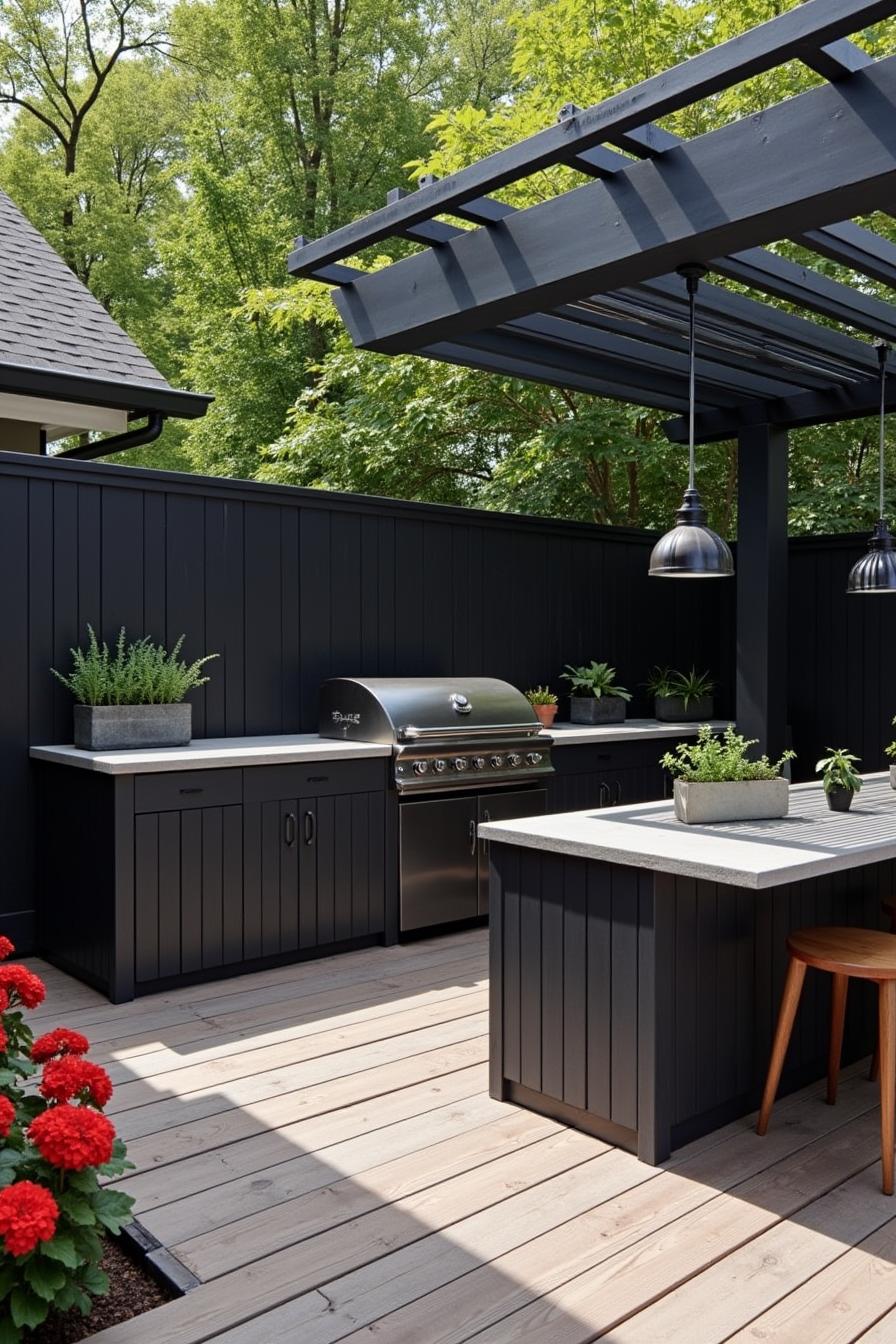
[243,758,387,803]
[134,768,242,814]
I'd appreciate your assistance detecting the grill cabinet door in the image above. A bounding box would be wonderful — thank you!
[477,789,547,914]
[399,796,478,931]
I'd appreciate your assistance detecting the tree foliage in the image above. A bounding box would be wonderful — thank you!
[0,0,893,535]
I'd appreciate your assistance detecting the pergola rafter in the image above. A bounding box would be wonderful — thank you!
[290,0,896,447]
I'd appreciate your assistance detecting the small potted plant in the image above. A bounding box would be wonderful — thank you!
[886,718,896,789]
[816,748,863,812]
[661,724,795,824]
[52,625,218,751]
[561,661,632,725]
[646,666,715,723]
[525,686,559,728]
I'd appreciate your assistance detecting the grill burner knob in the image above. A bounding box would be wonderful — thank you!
[507,753,521,767]
[472,757,486,770]
[526,751,543,766]
[413,760,429,775]
[453,757,468,771]
[490,755,503,768]
[433,759,447,773]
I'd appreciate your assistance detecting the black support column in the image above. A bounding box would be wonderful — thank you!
[736,424,789,760]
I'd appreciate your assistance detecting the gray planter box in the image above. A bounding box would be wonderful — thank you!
[569,695,627,725]
[654,694,714,723]
[890,764,896,791]
[673,777,789,825]
[73,703,192,751]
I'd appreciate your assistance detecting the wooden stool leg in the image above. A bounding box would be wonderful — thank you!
[879,980,896,1197]
[828,973,848,1105]
[757,956,807,1137]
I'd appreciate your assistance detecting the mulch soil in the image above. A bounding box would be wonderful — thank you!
[28,1236,174,1342]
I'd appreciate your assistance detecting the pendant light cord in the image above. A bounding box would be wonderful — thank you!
[687,271,698,491]
[879,340,889,521]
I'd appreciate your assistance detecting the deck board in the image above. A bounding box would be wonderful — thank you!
[24,929,888,1344]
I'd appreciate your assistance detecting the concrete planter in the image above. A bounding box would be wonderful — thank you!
[673,777,789,825]
[654,694,714,723]
[570,696,627,725]
[890,764,896,791]
[73,703,192,751]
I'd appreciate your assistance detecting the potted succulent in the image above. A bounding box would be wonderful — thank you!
[886,718,896,789]
[646,666,715,723]
[561,661,632,725]
[525,686,559,728]
[816,747,863,813]
[661,724,796,825]
[52,626,217,750]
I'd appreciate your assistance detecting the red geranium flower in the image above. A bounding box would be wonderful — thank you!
[30,1027,90,1063]
[0,964,45,1010]
[40,1057,113,1109]
[0,936,13,961]
[0,1023,7,1054]
[29,1104,115,1171]
[0,1180,58,1257]
[0,988,8,1013]
[0,1095,15,1139]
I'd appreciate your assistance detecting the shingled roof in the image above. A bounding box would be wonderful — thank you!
[0,189,209,420]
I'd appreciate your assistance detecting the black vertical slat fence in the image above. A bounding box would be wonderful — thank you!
[3,450,894,948]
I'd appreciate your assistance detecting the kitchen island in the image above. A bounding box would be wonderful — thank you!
[479,774,896,1163]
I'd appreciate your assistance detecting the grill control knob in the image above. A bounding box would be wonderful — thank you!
[490,755,503,768]
[472,756,486,770]
[526,751,543,766]
[413,760,429,775]
[507,753,521,767]
[453,757,468,771]
[433,759,447,773]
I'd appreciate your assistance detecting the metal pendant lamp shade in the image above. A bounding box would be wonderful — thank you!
[649,266,734,580]
[847,342,896,594]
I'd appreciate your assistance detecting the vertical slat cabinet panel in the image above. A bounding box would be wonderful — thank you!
[156,812,182,980]
[242,801,262,960]
[261,799,282,957]
[367,791,386,935]
[585,863,612,1118]
[332,794,353,942]
[351,792,370,936]
[518,849,542,1094]
[610,865,639,1132]
[279,799,300,954]
[298,796,318,949]
[563,857,587,1111]
[315,795,335,946]
[134,814,159,983]
[202,808,224,969]
[180,809,203,974]
[540,873,565,1102]
[221,805,244,965]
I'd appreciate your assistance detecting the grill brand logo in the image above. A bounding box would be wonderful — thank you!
[331,710,361,726]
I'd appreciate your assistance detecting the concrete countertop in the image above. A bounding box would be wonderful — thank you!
[29,734,391,775]
[543,718,730,746]
[479,773,896,889]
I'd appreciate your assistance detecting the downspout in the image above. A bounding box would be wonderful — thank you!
[56,412,165,462]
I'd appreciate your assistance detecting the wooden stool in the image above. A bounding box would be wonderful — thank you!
[867,900,896,1083]
[757,926,896,1195]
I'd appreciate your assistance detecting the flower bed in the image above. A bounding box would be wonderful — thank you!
[0,937,139,1342]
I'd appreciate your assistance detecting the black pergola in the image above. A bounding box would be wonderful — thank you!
[290,0,896,761]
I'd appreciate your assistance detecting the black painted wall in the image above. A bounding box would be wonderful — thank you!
[0,452,728,947]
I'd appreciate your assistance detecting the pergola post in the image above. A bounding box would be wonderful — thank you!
[736,424,789,760]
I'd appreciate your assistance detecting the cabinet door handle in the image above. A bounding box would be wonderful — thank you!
[469,817,477,855]
[284,812,297,847]
[179,787,203,795]
[304,810,316,846]
[615,780,623,806]
[599,782,610,808]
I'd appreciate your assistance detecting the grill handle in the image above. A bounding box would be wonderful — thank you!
[399,722,542,742]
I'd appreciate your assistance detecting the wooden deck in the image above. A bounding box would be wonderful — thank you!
[28,929,896,1343]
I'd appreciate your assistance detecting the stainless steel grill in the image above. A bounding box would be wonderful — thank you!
[318,676,553,793]
[319,677,553,931]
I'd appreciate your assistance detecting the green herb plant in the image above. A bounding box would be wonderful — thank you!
[885,717,896,761]
[560,662,631,702]
[52,627,217,706]
[525,686,558,706]
[646,666,714,707]
[816,748,863,794]
[661,725,795,783]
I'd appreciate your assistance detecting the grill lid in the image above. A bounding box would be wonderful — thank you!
[319,677,539,743]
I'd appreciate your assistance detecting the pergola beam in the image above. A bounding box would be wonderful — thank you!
[793,219,896,288]
[667,370,896,442]
[332,59,896,355]
[288,0,895,277]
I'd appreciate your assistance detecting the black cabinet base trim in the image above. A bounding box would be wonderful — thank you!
[503,1081,639,1155]
[131,934,385,998]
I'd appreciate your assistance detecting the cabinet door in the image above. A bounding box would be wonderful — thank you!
[400,796,478,931]
[478,789,547,914]
[311,791,386,944]
[135,804,243,984]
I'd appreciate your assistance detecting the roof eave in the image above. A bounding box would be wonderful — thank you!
[0,361,212,420]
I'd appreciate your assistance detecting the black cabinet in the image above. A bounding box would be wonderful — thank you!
[547,739,685,814]
[35,756,389,1002]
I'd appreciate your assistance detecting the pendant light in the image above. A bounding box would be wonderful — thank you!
[847,341,896,594]
[649,265,734,579]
